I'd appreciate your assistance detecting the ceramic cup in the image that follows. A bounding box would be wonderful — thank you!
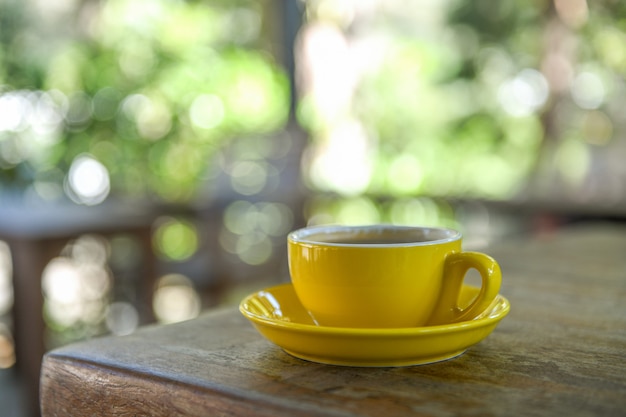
[287,224,501,328]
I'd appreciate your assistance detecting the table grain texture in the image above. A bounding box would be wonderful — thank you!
[40,223,626,417]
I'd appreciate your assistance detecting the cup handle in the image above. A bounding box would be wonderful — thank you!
[427,252,502,325]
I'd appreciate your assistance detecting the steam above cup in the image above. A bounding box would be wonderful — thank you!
[287,224,501,328]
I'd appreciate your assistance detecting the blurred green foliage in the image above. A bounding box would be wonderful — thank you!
[2,0,626,212]
[0,0,290,202]
[297,0,626,226]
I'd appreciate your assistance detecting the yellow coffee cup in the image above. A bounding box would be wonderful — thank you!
[287,225,501,328]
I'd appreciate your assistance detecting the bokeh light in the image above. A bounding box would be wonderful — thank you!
[307,120,373,196]
[0,240,15,369]
[189,94,225,130]
[41,235,112,337]
[65,155,111,205]
[0,241,13,317]
[153,217,199,262]
[498,69,549,117]
[153,274,201,324]
[105,302,139,336]
[0,323,15,369]
[555,137,590,188]
[220,200,294,266]
[571,71,606,110]
[230,161,269,196]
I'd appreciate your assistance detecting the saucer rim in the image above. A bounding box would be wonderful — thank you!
[283,347,469,367]
[239,283,510,337]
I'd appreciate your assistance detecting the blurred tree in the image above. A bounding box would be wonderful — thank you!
[0,0,290,203]
[297,0,626,226]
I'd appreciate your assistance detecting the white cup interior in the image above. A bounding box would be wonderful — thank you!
[289,225,461,247]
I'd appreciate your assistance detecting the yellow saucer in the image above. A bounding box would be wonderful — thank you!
[239,283,510,367]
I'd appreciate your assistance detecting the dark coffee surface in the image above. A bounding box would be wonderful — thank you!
[315,236,425,244]
[306,228,452,245]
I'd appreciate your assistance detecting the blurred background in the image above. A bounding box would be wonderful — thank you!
[1,0,625,415]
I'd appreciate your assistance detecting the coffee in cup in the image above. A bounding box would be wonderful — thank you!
[287,224,501,328]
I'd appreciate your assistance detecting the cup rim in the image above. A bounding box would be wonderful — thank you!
[288,224,461,247]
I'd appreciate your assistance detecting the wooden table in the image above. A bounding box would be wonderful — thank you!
[40,223,626,416]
